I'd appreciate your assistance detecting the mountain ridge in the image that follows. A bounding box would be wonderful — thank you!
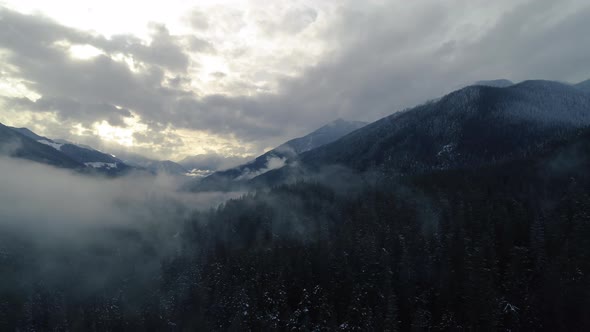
[575,78,590,93]
[0,124,135,174]
[474,79,514,88]
[0,123,84,169]
[249,80,590,187]
[188,119,367,191]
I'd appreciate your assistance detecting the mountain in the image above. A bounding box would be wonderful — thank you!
[7,125,194,176]
[474,79,514,88]
[189,119,367,190]
[144,160,188,176]
[9,127,51,141]
[111,151,189,176]
[2,124,134,174]
[10,127,130,173]
[253,80,590,186]
[275,119,369,155]
[0,123,83,168]
[575,79,590,93]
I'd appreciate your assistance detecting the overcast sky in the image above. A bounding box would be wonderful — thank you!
[1,0,589,162]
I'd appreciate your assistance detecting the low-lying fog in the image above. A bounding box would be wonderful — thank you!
[0,157,241,228]
[0,156,245,302]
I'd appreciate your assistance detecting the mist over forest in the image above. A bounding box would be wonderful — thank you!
[2,115,590,330]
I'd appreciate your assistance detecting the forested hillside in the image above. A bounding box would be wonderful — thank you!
[2,1,590,330]
[255,81,590,186]
[2,129,590,331]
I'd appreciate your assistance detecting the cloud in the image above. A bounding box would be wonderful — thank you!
[0,8,187,127]
[256,5,318,36]
[0,156,241,235]
[0,7,309,153]
[6,96,132,127]
[1,1,590,160]
[176,0,590,147]
[235,155,287,180]
[0,8,193,99]
[458,0,590,82]
[0,155,246,299]
[259,0,590,124]
[95,24,192,72]
[185,35,216,53]
[0,8,192,72]
[186,8,210,31]
[0,135,22,155]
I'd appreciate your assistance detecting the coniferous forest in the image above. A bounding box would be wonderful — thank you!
[2,130,590,331]
[2,4,590,330]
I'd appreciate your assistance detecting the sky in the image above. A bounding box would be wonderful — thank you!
[1,0,589,164]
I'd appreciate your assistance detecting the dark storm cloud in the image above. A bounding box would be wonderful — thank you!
[2,1,590,157]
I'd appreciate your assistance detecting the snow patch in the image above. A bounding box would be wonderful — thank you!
[85,162,118,169]
[37,139,64,151]
[437,143,455,156]
[186,169,214,178]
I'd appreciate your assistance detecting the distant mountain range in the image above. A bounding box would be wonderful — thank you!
[1,119,366,180]
[3,78,589,185]
[0,124,200,176]
[0,119,367,180]
[110,151,189,176]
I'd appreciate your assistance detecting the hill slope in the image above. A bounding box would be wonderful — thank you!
[2,124,135,174]
[254,80,590,185]
[575,79,590,93]
[10,126,124,165]
[189,119,366,190]
[0,123,83,169]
